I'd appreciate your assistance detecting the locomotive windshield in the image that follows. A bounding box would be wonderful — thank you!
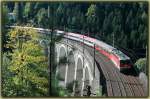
[120,60,131,64]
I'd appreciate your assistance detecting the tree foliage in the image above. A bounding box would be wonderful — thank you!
[5,2,148,51]
[2,4,10,52]
[2,27,49,96]
[37,8,48,27]
[13,2,23,23]
[134,58,147,74]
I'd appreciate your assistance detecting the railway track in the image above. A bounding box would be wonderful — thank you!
[84,44,146,97]
[66,39,146,97]
[7,26,146,97]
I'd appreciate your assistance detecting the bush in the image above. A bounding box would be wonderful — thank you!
[134,58,147,74]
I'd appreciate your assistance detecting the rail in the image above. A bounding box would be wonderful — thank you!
[57,38,147,97]
[7,26,146,97]
[84,45,146,97]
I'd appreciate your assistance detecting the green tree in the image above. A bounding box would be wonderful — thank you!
[23,2,32,22]
[2,4,10,52]
[134,58,147,74]
[86,4,98,34]
[37,8,48,27]
[56,3,66,28]
[13,2,23,23]
[102,11,114,36]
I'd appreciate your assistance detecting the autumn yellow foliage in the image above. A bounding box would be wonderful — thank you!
[6,26,48,96]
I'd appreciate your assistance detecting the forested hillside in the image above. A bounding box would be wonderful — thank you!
[4,2,148,51]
